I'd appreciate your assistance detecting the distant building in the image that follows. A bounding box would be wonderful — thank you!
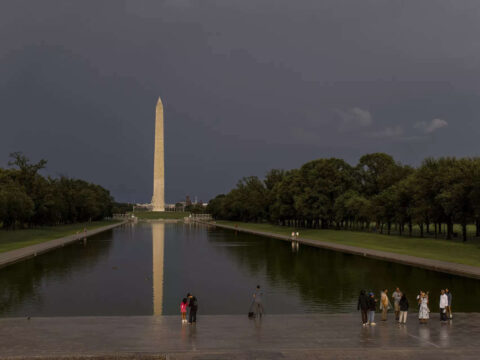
[134,202,181,212]
[165,204,176,211]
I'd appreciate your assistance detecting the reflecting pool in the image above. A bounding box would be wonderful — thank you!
[0,222,479,316]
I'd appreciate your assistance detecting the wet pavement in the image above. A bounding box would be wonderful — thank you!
[1,313,479,359]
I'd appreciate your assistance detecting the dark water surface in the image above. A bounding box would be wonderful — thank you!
[1,222,479,317]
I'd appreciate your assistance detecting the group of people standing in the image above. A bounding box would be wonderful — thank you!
[180,293,198,324]
[358,287,453,326]
[439,289,453,321]
[179,286,265,325]
[416,288,453,323]
[178,286,453,326]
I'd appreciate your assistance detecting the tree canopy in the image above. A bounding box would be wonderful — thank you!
[0,153,113,229]
[207,153,480,242]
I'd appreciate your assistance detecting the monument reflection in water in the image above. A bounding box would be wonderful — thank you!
[0,222,480,317]
[152,222,165,315]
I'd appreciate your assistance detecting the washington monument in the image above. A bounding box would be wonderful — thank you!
[151,97,165,211]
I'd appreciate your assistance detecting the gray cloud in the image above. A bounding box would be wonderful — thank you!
[370,126,404,138]
[0,1,479,203]
[335,107,373,131]
[414,118,448,133]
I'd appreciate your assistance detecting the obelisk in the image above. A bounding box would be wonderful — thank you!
[152,97,165,211]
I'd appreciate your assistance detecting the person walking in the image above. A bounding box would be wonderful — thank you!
[188,294,198,324]
[418,291,429,324]
[439,289,448,321]
[392,287,402,321]
[180,298,188,324]
[253,285,264,318]
[445,288,453,319]
[380,289,390,321]
[357,290,369,326]
[367,292,377,326]
[398,293,409,324]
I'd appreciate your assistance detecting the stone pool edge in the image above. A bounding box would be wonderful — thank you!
[0,221,128,269]
[210,222,480,280]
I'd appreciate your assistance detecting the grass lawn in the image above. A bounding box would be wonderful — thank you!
[0,220,121,254]
[134,211,189,220]
[217,220,480,267]
[380,223,476,236]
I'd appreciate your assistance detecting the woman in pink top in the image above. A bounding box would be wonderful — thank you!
[180,298,188,324]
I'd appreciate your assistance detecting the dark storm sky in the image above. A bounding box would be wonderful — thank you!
[1,0,479,203]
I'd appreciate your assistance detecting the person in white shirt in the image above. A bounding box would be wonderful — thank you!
[439,289,448,321]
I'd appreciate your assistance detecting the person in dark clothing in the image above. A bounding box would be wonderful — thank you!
[188,295,198,324]
[186,293,191,318]
[398,293,409,324]
[445,288,453,319]
[367,292,377,326]
[357,290,369,326]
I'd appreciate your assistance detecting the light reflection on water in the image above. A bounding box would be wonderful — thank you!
[0,221,479,317]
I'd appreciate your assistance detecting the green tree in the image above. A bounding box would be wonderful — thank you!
[0,181,34,229]
[372,187,397,234]
[1,153,114,228]
[395,175,416,236]
[296,158,356,228]
[208,152,480,243]
[470,158,480,237]
[269,169,301,226]
[436,158,476,241]
[207,194,226,219]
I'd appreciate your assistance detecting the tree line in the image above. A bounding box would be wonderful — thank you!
[0,153,114,229]
[207,153,480,242]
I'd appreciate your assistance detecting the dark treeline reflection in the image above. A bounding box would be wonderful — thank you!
[0,231,114,316]
[0,225,154,317]
[206,227,480,313]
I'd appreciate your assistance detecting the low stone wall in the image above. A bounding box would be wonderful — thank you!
[140,219,182,223]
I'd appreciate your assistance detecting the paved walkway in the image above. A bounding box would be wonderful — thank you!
[212,223,480,280]
[0,314,479,359]
[0,221,127,269]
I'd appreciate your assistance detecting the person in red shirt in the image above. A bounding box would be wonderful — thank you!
[180,298,188,324]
